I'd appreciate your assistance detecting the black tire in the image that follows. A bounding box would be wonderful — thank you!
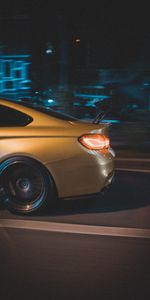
[0,156,55,214]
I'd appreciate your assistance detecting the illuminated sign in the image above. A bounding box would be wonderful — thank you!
[0,55,31,93]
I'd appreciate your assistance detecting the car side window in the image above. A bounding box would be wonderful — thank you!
[0,104,32,127]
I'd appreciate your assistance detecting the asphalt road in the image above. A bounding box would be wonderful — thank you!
[0,159,150,300]
[0,228,150,300]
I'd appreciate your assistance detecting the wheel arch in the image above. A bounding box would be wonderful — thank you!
[0,154,58,200]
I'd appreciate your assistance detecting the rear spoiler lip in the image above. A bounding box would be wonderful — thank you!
[92,112,106,124]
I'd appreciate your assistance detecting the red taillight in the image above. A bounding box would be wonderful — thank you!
[79,134,110,150]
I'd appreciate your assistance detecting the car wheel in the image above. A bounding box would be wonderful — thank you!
[0,157,54,214]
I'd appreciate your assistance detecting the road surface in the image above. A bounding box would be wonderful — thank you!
[0,158,150,300]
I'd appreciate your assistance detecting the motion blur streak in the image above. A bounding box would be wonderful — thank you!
[116,168,150,173]
[0,219,150,239]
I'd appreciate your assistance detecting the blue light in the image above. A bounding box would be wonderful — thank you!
[73,102,81,106]
[0,55,31,94]
[0,55,31,59]
[101,119,120,124]
[143,83,150,86]
[81,85,105,89]
[47,99,54,103]
[46,49,53,54]
[74,93,110,99]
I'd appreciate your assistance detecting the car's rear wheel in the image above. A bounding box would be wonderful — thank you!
[0,157,54,214]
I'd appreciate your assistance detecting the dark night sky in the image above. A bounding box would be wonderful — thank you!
[1,1,149,32]
[1,1,150,67]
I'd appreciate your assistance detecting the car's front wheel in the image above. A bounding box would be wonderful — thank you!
[0,157,54,214]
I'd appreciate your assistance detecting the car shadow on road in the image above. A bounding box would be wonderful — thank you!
[35,171,150,217]
[0,171,150,218]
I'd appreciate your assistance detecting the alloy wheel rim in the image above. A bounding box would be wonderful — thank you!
[1,159,49,212]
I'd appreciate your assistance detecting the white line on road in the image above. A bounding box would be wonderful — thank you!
[0,219,150,239]
[115,158,150,162]
[116,168,150,173]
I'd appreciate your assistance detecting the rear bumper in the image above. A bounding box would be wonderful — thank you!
[101,170,115,192]
[62,172,115,201]
[47,143,115,198]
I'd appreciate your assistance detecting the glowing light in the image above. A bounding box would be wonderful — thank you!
[143,83,150,86]
[0,55,31,93]
[75,38,81,43]
[79,134,110,150]
[73,102,81,106]
[101,119,120,124]
[47,99,54,103]
[0,55,31,59]
[46,49,53,54]
[74,93,110,99]
[46,43,54,55]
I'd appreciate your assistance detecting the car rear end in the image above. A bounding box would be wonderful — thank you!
[43,120,115,199]
[72,121,115,196]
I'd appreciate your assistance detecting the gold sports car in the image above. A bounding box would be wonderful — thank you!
[0,99,115,214]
